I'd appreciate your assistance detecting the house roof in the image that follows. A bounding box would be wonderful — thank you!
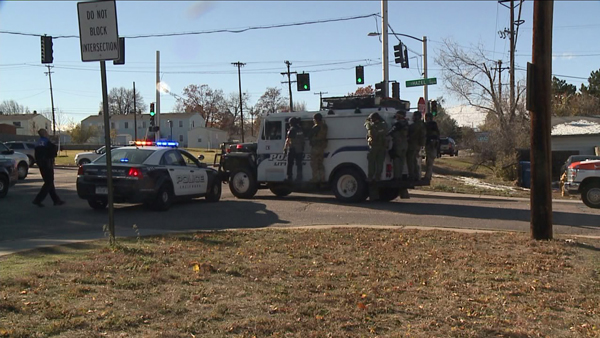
[551,116,600,136]
[0,113,48,121]
[82,112,202,123]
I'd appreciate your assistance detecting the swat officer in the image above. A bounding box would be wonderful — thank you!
[32,128,65,207]
[388,110,409,181]
[407,111,426,181]
[309,113,328,183]
[365,112,388,182]
[424,112,440,181]
[284,117,305,182]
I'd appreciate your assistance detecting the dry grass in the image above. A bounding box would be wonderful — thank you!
[1,228,599,337]
[54,148,217,167]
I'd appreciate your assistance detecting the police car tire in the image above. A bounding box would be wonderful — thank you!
[378,187,400,202]
[87,198,108,210]
[0,175,8,198]
[206,181,222,203]
[153,184,174,211]
[268,184,292,197]
[581,183,600,209]
[229,169,258,199]
[332,168,368,203]
[17,162,28,180]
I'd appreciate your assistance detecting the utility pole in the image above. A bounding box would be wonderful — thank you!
[510,0,515,113]
[381,0,389,97]
[155,51,160,140]
[528,0,553,240]
[422,36,428,113]
[281,61,296,112]
[493,60,509,102]
[314,91,328,110]
[133,81,137,141]
[232,62,246,142]
[44,65,56,135]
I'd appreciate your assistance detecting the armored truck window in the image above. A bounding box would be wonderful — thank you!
[262,121,282,140]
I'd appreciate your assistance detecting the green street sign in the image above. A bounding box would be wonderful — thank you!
[405,78,437,87]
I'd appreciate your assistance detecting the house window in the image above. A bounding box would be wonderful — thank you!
[177,120,182,128]
[12,122,21,127]
[197,138,202,143]
[111,122,115,129]
[142,121,146,128]
[124,122,129,129]
[45,123,49,130]
[179,135,183,142]
[192,121,195,128]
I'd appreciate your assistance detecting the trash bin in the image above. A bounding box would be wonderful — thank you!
[519,161,531,188]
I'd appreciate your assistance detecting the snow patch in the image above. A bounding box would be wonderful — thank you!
[450,176,515,191]
[552,119,600,136]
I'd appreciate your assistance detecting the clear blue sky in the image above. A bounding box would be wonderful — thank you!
[1,1,598,127]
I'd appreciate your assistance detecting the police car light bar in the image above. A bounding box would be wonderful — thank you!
[130,140,179,147]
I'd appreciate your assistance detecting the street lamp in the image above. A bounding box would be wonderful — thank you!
[368,32,429,114]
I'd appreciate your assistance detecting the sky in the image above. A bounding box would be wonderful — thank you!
[1,0,599,129]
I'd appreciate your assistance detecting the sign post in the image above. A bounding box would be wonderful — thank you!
[78,0,119,244]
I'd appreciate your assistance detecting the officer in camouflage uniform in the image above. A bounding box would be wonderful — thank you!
[365,112,388,182]
[407,111,426,181]
[309,113,328,183]
[284,117,305,182]
[388,110,409,181]
[424,112,440,181]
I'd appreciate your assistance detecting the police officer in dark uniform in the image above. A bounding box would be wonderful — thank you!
[32,128,65,207]
[284,117,305,182]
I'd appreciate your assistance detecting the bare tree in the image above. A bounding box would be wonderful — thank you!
[0,100,30,114]
[224,91,252,135]
[175,84,227,127]
[99,87,147,115]
[254,87,287,116]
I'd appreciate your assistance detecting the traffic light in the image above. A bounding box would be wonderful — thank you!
[297,73,310,91]
[355,65,364,85]
[149,103,155,117]
[402,45,409,69]
[430,100,438,116]
[394,42,403,64]
[375,82,384,98]
[392,82,400,99]
[41,35,53,64]
[113,37,125,65]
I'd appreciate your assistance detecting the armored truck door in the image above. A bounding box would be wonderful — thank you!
[257,119,287,182]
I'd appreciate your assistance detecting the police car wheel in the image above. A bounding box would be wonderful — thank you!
[17,162,28,180]
[378,187,400,202]
[229,169,258,199]
[581,183,600,209]
[206,181,222,203]
[153,184,174,211]
[268,183,292,197]
[332,168,368,203]
[87,198,107,210]
[0,175,8,198]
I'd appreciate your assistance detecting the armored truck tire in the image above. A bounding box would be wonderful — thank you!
[581,182,600,209]
[378,187,400,201]
[268,183,292,197]
[332,168,368,203]
[229,168,258,199]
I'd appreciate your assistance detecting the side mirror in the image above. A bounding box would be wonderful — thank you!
[198,155,205,161]
[3,149,15,155]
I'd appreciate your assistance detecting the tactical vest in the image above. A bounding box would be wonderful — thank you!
[290,126,305,152]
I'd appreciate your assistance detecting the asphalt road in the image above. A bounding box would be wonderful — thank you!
[1,167,599,256]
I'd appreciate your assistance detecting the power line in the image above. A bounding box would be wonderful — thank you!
[0,13,378,39]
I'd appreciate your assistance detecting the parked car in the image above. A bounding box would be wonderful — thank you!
[560,155,600,176]
[0,158,18,198]
[0,141,29,179]
[4,141,37,166]
[438,137,458,156]
[74,146,120,165]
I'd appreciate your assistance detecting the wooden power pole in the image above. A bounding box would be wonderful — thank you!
[232,62,246,142]
[528,0,553,240]
[281,61,296,112]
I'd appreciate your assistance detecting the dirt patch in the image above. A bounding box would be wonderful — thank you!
[1,229,599,337]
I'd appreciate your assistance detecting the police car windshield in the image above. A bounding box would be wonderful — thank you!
[94,149,154,164]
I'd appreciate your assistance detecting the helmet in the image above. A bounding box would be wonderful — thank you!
[368,112,381,122]
[313,113,323,121]
[290,117,300,126]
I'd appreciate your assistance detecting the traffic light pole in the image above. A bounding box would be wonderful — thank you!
[381,0,389,97]
[155,51,160,140]
[423,36,428,115]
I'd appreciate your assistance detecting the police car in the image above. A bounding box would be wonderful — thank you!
[76,141,222,211]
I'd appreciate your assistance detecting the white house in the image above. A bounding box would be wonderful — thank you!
[0,113,52,136]
[551,116,600,155]
[81,112,206,147]
[187,127,229,149]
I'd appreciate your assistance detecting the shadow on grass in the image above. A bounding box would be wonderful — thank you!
[432,165,487,179]
[568,241,600,252]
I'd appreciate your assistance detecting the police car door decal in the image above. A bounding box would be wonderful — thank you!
[178,150,208,195]
[163,151,190,196]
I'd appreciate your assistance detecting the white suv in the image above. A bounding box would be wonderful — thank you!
[0,141,29,180]
[74,146,119,165]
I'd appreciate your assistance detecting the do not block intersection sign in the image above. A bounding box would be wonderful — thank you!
[77,0,119,62]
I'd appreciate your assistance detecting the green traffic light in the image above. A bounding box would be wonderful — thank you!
[304,84,308,90]
[358,78,363,83]
[150,112,155,117]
